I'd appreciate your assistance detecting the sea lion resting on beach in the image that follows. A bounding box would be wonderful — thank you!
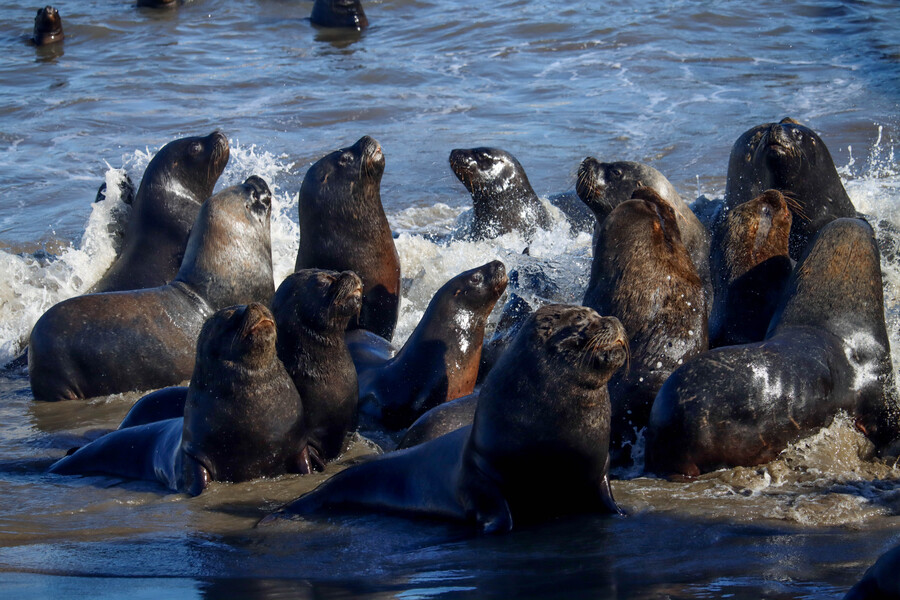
[265,305,628,533]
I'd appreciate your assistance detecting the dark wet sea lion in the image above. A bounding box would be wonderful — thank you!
[397,392,478,450]
[137,0,179,8]
[50,303,311,495]
[311,0,369,30]
[583,187,708,466]
[449,148,552,240]
[91,132,229,294]
[264,305,627,533]
[844,545,900,600]
[295,136,400,341]
[356,260,508,430]
[709,189,793,347]
[29,177,275,402]
[724,118,857,258]
[32,6,63,46]
[647,218,899,476]
[477,292,532,384]
[118,386,188,429]
[271,269,363,463]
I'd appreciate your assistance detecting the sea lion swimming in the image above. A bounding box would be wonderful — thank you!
[311,0,369,30]
[647,218,899,476]
[50,303,311,495]
[90,131,230,294]
[29,176,275,402]
[264,304,627,534]
[724,118,857,259]
[31,6,63,46]
[295,136,400,341]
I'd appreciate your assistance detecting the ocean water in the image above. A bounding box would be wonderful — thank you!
[1,0,899,598]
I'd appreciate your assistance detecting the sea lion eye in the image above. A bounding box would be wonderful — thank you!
[189,142,203,155]
[470,272,484,285]
[609,168,623,181]
[338,152,353,167]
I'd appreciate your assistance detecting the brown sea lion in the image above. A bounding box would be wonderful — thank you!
[29,176,275,402]
[295,136,400,341]
[90,132,229,294]
[449,148,552,240]
[50,303,311,495]
[647,218,899,476]
[311,0,369,30]
[724,118,858,258]
[709,189,793,347]
[264,305,627,533]
[32,6,63,45]
[271,269,363,463]
[355,260,508,430]
[583,187,709,466]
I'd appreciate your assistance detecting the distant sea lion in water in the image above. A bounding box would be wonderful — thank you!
[137,0,179,8]
[311,0,369,30]
[271,269,363,463]
[295,136,400,341]
[91,132,229,294]
[449,148,552,240]
[583,187,708,466]
[647,218,899,476]
[576,158,712,302]
[709,189,793,347]
[724,118,857,258]
[32,6,63,45]
[50,303,311,495]
[264,305,627,533]
[844,545,900,600]
[355,260,508,430]
[29,177,275,402]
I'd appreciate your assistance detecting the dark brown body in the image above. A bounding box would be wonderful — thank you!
[311,0,368,30]
[32,6,63,45]
[295,136,400,341]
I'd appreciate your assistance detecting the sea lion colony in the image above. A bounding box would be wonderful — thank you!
[18,117,900,592]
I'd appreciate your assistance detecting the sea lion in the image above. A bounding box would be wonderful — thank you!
[709,189,793,347]
[477,292,532,384]
[647,218,899,476]
[50,303,311,495]
[264,305,627,533]
[844,545,900,600]
[91,131,229,294]
[356,260,508,430]
[576,158,712,301]
[583,187,708,466]
[29,176,275,402]
[32,6,63,46]
[295,136,400,341]
[118,386,188,429]
[271,269,363,463]
[137,0,179,8]
[397,392,478,450]
[724,118,857,258]
[311,0,369,30]
[449,147,552,240]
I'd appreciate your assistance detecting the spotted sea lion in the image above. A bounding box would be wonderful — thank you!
[724,118,857,258]
[356,260,508,430]
[90,132,229,294]
[647,218,899,476]
[295,136,400,341]
[311,0,369,30]
[50,303,311,495]
[583,187,708,466]
[264,305,627,533]
[271,269,363,463]
[29,176,275,402]
[32,6,63,46]
[449,147,552,241]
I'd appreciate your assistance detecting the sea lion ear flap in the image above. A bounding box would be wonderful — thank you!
[780,117,804,126]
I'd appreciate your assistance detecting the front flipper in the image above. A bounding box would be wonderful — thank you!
[596,454,625,516]
[182,452,211,496]
[458,451,513,534]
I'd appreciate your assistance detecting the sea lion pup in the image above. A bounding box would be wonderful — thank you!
[29,176,275,402]
[647,218,899,477]
[844,545,900,600]
[263,305,627,533]
[91,131,230,294]
[449,147,552,240]
[576,158,711,293]
[50,303,311,495]
[311,0,369,30]
[32,6,63,46]
[271,269,363,463]
[709,189,793,347]
[295,135,400,342]
[583,187,708,466]
[356,260,508,430]
[724,118,857,259]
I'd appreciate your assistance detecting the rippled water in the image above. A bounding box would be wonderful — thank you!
[1,0,900,598]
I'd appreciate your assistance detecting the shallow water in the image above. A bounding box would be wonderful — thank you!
[1,0,900,597]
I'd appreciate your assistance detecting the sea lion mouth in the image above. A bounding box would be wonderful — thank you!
[354,136,384,175]
[583,318,629,372]
[488,261,509,295]
[331,272,364,318]
[241,303,276,339]
[576,157,612,216]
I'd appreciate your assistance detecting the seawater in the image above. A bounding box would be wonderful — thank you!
[0,0,899,598]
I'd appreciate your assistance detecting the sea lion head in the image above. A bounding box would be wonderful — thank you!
[176,175,275,307]
[576,159,677,223]
[721,189,792,281]
[145,131,230,203]
[441,260,509,321]
[311,0,369,30]
[272,269,363,339]
[33,6,63,45]
[301,136,384,214]
[194,303,277,374]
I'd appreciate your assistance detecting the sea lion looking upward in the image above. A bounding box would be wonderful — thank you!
[32,6,63,45]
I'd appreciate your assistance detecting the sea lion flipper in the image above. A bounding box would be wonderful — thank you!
[597,456,625,516]
[459,454,513,534]
[182,452,210,496]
